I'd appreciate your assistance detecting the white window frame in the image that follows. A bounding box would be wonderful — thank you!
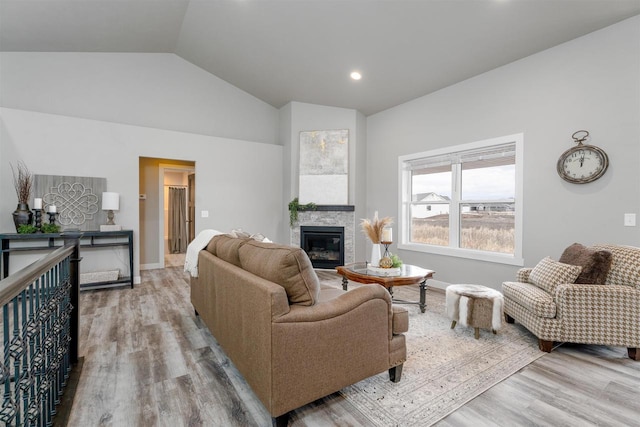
[398,133,524,266]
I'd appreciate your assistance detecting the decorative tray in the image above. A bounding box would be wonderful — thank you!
[366,266,402,276]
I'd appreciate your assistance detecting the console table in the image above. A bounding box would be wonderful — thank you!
[1,230,134,289]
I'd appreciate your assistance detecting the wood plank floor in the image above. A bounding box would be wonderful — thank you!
[67,268,640,426]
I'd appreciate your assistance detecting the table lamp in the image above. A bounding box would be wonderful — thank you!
[100,192,122,231]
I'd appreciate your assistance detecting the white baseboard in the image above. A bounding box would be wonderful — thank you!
[140,263,163,270]
[427,279,450,291]
[134,276,141,285]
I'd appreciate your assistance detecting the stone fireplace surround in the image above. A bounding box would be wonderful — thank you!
[290,205,355,267]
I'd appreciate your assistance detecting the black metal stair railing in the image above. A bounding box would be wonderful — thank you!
[0,232,81,427]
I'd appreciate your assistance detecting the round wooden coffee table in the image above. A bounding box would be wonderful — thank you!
[335,262,435,313]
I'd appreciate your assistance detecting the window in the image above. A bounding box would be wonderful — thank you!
[399,134,523,265]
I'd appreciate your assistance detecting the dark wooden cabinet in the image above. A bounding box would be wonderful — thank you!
[1,230,134,289]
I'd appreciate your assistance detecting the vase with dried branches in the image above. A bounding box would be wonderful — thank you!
[10,161,34,232]
[360,211,393,267]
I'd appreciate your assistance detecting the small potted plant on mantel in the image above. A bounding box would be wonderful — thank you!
[10,161,34,232]
[288,197,317,227]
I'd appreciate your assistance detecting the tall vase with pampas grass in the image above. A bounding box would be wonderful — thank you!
[10,161,34,232]
[360,211,392,267]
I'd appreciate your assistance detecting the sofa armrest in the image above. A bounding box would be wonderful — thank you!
[273,284,391,323]
[555,284,640,343]
[270,287,396,416]
[517,268,533,283]
[392,305,409,334]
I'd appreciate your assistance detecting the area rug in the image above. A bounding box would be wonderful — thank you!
[319,274,545,426]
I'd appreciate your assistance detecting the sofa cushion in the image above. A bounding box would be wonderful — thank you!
[502,281,557,318]
[239,240,320,306]
[529,257,582,294]
[559,243,612,285]
[206,234,250,267]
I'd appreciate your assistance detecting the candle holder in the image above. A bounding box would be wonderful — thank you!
[47,212,57,226]
[34,209,43,232]
[381,241,392,258]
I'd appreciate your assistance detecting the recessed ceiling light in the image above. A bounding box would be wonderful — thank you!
[350,71,362,80]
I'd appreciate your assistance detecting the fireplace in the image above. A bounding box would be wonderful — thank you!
[300,226,345,269]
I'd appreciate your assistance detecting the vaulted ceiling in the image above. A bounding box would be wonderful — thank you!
[2,0,639,115]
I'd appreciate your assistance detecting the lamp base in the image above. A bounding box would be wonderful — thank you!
[100,224,122,232]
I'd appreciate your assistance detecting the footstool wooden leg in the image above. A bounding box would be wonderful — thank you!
[450,320,457,329]
[474,327,480,339]
[341,275,348,291]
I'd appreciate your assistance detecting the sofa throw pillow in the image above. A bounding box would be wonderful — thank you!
[529,257,582,294]
[559,243,612,285]
[229,228,251,239]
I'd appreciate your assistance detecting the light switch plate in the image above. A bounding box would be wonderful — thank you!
[624,213,636,227]
[201,210,209,218]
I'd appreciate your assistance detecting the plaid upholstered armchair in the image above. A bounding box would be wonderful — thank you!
[502,244,640,360]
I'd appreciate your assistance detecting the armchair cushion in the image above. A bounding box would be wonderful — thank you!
[529,257,582,294]
[503,281,557,318]
[559,243,612,285]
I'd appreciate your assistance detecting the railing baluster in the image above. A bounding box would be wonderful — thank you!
[0,233,81,426]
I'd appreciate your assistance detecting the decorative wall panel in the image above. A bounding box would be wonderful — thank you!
[34,175,106,230]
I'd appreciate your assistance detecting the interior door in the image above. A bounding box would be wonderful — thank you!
[187,173,196,242]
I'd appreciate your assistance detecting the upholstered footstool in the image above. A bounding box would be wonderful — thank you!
[445,284,504,339]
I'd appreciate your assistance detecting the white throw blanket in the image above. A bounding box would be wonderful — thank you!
[184,229,223,277]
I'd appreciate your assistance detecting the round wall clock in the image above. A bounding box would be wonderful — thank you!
[557,130,609,184]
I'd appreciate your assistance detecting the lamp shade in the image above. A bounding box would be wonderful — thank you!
[101,192,120,211]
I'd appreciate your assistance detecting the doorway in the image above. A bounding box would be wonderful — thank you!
[139,158,195,270]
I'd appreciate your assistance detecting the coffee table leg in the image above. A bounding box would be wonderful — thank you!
[419,280,427,313]
[342,275,348,291]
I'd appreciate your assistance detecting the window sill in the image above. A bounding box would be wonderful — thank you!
[398,242,524,266]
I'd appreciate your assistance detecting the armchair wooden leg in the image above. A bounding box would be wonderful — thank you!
[272,413,289,427]
[504,313,515,324]
[628,347,640,361]
[538,339,553,353]
[389,364,403,383]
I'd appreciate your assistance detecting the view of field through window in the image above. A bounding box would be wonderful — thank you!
[411,211,515,254]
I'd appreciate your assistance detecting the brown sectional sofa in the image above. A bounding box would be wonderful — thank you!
[190,235,408,426]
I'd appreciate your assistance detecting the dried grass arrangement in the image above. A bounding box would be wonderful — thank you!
[360,212,393,244]
[10,161,33,204]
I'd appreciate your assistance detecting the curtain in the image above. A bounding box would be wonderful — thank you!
[168,187,187,254]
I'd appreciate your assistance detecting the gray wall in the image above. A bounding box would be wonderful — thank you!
[0,52,279,145]
[0,108,283,281]
[366,15,640,290]
[2,17,638,289]
[0,52,283,281]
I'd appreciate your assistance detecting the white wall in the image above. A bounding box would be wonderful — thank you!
[280,101,368,260]
[0,108,283,281]
[366,16,640,290]
[0,52,279,145]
